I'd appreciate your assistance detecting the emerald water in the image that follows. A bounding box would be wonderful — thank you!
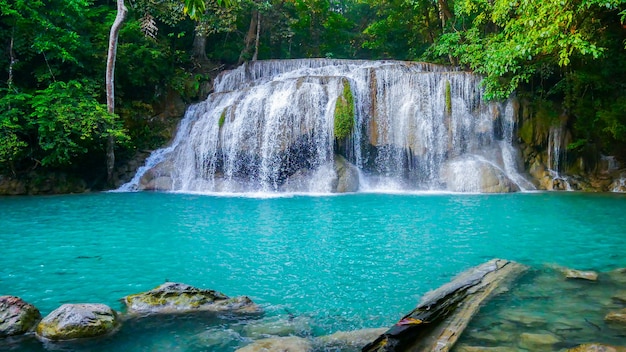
[1,192,625,351]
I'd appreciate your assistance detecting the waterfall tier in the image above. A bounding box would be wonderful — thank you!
[120,59,533,194]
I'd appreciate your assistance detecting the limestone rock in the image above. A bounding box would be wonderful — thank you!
[612,291,626,304]
[243,316,311,338]
[567,343,626,352]
[607,268,626,285]
[332,155,359,193]
[441,158,520,193]
[138,160,174,191]
[317,327,387,348]
[561,268,599,281]
[455,346,518,352]
[518,332,560,350]
[605,308,626,325]
[0,296,41,337]
[123,282,259,315]
[236,336,313,352]
[36,303,120,341]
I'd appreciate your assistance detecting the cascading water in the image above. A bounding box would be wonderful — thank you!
[547,122,572,190]
[120,59,534,194]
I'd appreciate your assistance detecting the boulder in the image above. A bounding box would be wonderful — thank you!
[243,316,311,338]
[441,158,520,193]
[332,155,359,193]
[0,296,41,337]
[36,303,120,341]
[236,336,313,352]
[123,282,259,315]
[567,343,626,352]
[317,327,387,349]
[560,268,599,281]
[138,160,174,191]
[605,308,626,325]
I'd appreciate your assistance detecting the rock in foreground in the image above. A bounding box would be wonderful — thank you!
[36,303,120,341]
[236,336,313,352]
[123,282,259,314]
[567,343,626,352]
[0,296,41,337]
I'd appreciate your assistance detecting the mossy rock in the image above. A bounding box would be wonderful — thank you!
[334,79,355,140]
[0,296,42,337]
[36,303,120,341]
[123,282,259,315]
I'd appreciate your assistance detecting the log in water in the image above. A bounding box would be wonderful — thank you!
[363,259,527,352]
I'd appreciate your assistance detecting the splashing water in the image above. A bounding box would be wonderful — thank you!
[120,59,533,194]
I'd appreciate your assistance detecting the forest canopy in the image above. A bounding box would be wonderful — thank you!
[1,0,625,183]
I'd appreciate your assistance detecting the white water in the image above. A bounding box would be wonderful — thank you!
[121,59,533,194]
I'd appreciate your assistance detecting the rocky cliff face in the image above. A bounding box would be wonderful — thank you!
[516,100,625,191]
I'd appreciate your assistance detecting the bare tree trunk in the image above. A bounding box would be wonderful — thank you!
[106,0,128,186]
[238,10,258,65]
[252,11,261,61]
[8,27,16,91]
[437,0,453,29]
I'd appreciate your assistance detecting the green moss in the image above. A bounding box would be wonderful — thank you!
[218,109,226,128]
[445,80,452,115]
[519,120,534,145]
[334,79,355,140]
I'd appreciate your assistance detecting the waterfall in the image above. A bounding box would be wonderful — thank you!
[120,59,533,194]
[547,122,572,190]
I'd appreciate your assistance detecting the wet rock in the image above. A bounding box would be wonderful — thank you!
[612,291,626,304]
[441,159,520,193]
[566,343,626,352]
[333,155,359,193]
[236,336,313,352]
[138,160,174,191]
[518,332,560,350]
[500,310,545,327]
[242,316,311,338]
[317,327,387,349]
[455,346,518,352]
[607,268,626,285]
[559,268,598,281]
[193,328,243,349]
[0,296,42,337]
[36,303,120,341]
[123,282,259,315]
[605,308,626,325]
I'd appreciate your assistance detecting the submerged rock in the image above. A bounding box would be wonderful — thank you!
[567,343,626,352]
[317,327,387,349]
[242,316,311,338]
[123,282,259,315]
[36,303,120,341]
[0,296,42,337]
[518,332,560,350]
[560,268,599,281]
[455,346,518,352]
[236,336,313,352]
[605,308,626,325]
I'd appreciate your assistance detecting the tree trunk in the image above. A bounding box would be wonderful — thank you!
[238,10,259,65]
[437,0,453,29]
[8,27,16,91]
[252,11,261,61]
[192,31,209,66]
[105,0,127,186]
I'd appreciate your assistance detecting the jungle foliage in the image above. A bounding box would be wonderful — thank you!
[1,0,625,181]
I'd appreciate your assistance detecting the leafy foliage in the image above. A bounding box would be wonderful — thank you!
[334,80,355,140]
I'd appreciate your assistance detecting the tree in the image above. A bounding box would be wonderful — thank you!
[106,0,128,184]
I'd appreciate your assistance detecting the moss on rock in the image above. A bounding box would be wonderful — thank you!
[334,79,355,140]
[36,303,120,341]
[123,282,259,315]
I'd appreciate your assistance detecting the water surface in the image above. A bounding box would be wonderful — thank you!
[0,192,625,350]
